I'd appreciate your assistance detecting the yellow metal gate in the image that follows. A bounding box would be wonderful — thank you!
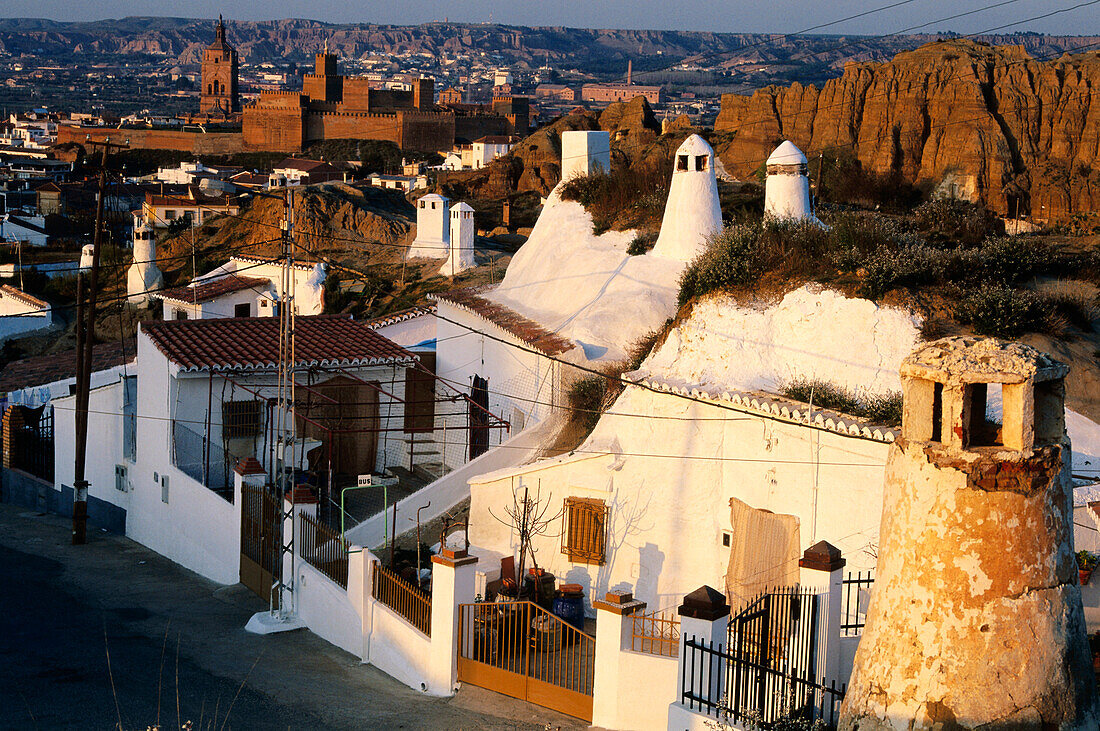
[240,483,281,608]
[457,601,594,722]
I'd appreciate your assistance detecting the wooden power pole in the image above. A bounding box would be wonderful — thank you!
[72,137,127,545]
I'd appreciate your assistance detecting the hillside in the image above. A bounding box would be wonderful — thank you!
[0,17,1096,82]
[714,40,1100,223]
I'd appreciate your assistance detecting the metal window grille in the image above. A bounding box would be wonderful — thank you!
[561,497,608,565]
[222,399,261,439]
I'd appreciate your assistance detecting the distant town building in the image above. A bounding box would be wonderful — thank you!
[438,87,465,105]
[535,84,577,102]
[580,83,663,105]
[200,16,240,115]
[471,135,517,169]
[269,158,348,187]
[365,173,429,193]
[141,187,241,229]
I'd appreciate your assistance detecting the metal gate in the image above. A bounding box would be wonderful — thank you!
[458,601,595,722]
[240,483,281,607]
[725,587,822,722]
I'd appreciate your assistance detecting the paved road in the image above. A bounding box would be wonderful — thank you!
[0,503,581,730]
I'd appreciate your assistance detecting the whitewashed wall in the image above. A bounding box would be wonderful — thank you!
[469,385,890,613]
[52,380,129,513]
[433,301,559,470]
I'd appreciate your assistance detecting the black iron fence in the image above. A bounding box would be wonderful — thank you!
[841,571,875,636]
[679,587,845,727]
[10,405,54,482]
[681,636,846,728]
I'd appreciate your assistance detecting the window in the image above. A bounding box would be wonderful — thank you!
[115,464,128,492]
[173,309,189,320]
[562,497,608,565]
[160,475,169,504]
[677,154,688,171]
[695,155,708,171]
[164,209,177,220]
[222,400,262,439]
[234,302,251,318]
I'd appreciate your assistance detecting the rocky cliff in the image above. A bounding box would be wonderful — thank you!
[714,40,1100,221]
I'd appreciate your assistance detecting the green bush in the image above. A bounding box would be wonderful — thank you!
[972,236,1051,285]
[913,199,997,246]
[567,376,610,435]
[956,285,1053,337]
[780,377,903,425]
[678,223,761,306]
[627,232,657,256]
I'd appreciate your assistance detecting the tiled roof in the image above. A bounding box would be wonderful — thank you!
[230,254,319,272]
[430,287,574,357]
[153,274,271,305]
[363,304,436,330]
[0,339,135,394]
[141,314,417,372]
[0,284,49,310]
[630,372,900,444]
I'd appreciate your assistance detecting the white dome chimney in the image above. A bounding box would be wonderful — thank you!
[443,202,476,277]
[407,193,450,260]
[764,140,818,223]
[127,218,163,305]
[650,134,723,263]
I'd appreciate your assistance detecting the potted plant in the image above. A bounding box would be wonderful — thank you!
[1077,550,1097,585]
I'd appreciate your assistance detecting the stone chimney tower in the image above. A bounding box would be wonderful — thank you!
[840,337,1098,731]
[650,134,723,263]
[559,130,610,184]
[444,202,476,277]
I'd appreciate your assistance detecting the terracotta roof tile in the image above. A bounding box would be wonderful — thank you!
[363,304,436,330]
[0,284,49,310]
[141,314,416,372]
[154,274,271,305]
[430,287,574,357]
[0,339,135,394]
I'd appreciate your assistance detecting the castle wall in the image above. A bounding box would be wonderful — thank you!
[57,126,246,155]
[304,111,403,146]
[399,112,455,152]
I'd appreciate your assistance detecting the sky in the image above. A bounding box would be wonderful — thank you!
[0,0,1098,36]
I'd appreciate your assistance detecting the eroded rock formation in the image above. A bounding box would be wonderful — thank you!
[715,40,1100,221]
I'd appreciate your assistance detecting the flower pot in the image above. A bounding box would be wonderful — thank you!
[1080,568,1093,586]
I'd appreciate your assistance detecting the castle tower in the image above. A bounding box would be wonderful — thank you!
[443,203,476,277]
[650,134,723,263]
[127,218,163,306]
[406,193,450,260]
[303,45,342,104]
[199,15,239,115]
[840,337,1098,731]
[559,130,610,184]
[764,140,817,222]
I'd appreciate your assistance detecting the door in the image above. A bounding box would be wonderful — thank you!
[240,482,281,607]
[469,375,489,460]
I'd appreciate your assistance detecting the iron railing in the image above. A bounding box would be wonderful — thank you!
[299,512,349,589]
[841,571,875,636]
[631,606,680,657]
[681,636,845,728]
[678,587,846,726]
[372,561,431,636]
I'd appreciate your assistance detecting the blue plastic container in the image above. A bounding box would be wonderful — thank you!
[551,588,585,632]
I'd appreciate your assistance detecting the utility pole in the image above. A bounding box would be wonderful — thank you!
[72,137,127,545]
[275,186,297,618]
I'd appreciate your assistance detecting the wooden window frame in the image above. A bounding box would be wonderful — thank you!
[562,496,608,565]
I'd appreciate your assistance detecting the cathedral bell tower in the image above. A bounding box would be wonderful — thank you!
[200,15,239,115]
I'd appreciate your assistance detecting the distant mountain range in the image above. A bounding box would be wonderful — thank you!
[0,16,1096,80]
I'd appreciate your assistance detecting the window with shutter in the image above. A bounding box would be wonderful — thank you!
[561,497,608,565]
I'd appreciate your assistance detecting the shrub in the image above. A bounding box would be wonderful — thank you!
[780,377,903,425]
[1034,280,1099,331]
[567,375,610,435]
[678,223,761,305]
[973,236,1051,285]
[955,284,1054,337]
[913,199,997,245]
[627,231,657,256]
